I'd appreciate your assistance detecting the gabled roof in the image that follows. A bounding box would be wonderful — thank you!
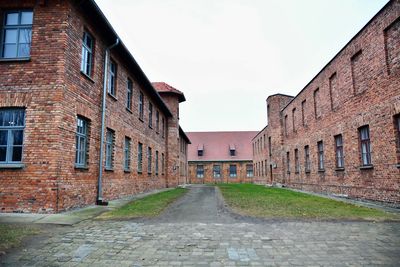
[152,82,186,102]
[76,0,172,117]
[187,131,258,162]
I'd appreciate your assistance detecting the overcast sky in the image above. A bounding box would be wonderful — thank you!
[95,0,388,132]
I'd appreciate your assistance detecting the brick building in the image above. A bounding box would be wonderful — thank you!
[253,0,400,204]
[0,0,189,213]
[187,131,257,184]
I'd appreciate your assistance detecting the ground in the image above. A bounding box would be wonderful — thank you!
[1,185,400,266]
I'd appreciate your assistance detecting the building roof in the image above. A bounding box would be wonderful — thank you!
[187,131,258,162]
[77,0,172,117]
[152,82,186,102]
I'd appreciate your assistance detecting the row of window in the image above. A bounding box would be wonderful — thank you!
[253,135,272,157]
[196,164,254,178]
[81,31,167,137]
[75,116,165,174]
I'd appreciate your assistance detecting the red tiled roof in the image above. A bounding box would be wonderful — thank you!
[187,131,258,162]
[152,82,186,102]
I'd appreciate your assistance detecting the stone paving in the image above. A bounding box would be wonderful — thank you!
[1,185,400,266]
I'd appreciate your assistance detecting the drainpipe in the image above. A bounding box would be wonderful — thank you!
[97,38,119,206]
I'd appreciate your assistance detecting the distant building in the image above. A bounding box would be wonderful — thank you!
[187,131,257,183]
[253,0,400,204]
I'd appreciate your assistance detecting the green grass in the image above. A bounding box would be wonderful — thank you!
[98,188,188,219]
[0,224,40,252]
[218,184,400,221]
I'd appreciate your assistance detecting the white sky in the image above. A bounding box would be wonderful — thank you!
[95,0,389,132]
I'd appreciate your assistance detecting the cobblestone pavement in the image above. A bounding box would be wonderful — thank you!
[2,186,400,266]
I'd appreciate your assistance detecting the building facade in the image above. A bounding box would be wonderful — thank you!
[0,0,189,213]
[253,0,400,204]
[187,131,257,184]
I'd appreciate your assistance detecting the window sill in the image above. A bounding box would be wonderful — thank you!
[75,165,89,170]
[360,165,373,170]
[0,163,25,169]
[149,126,153,129]
[139,117,144,123]
[0,57,30,62]
[105,168,114,171]
[107,93,118,101]
[126,108,133,114]
[138,171,142,174]
[124,169,131,173]
[397,164,400,169]
[80,71,95,83]
[295,171,300,174]
[305,170,311,174]
[318,169,325,173]
[156,131,159,134]
[335,167,345,172]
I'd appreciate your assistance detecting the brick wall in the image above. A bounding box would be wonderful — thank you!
[253,0,400,204]
[0,0,184,213]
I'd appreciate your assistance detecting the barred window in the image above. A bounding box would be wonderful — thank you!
[304,145,310,172]
[126,79,133,110]
[246,164,253,177]
[108,60,117,96]
[147,147,152,173]
[139,91,144,120]
[148,103,153,128]
[75,116,89,167]
[156,111,160,133]
[359,126,372,166]
[124,137,131,171]
[317,141,324,170]
[138,142,143,173]
[213,165,221,178]
[196,165,204,178]
[161,153,165,174]
[294,148,300,173]
[0,108,25,165]
[105,129,114,169]
[229,165,237,178]
[155,150,159,175]
[335,134,344,168]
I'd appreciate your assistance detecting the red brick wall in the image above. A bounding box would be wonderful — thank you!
[0,0,182,213]
[188,161,254,184]
[253,0,400,203]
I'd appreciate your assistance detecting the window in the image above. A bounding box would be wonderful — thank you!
[268,137,272,159]
[284,115,288,136]
[229,165,237,178]
[304,145,310,172]
[108,60,117,97]
[124,137,131,171]
[359,126,372,166]
[335,134,344,169]
[0,108,25,165]
[198,148,203,157]
[1,11,33,59]
[246,164,253,177]
[156,111,160,133]
[126,79,133,110]
[81,32,93,76]
[213,165,221,178]
[75,116,89,167]
[155,150,159,175]
[105,129,114,169]
[138,142,143,173]
[148,103,153,128]
[301,100,306,126]
[292,108,296,132]
[317,141,324,171]
[161,153,165,174]
[286,152,290,174]
[294,148,300,173]
[230,149,235,156]
[139,91,144,120]
[147,147,152,173]
[314,88,320,119]
[161,117,165,138]
[196,165,204,178]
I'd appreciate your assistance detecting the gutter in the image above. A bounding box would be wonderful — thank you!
[97,38,120,206]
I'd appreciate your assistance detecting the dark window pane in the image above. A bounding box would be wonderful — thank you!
[19,29,32,44]
[0,131,7,146]
[6,13,19,25]
[14,109,25,126]
[21,12,33,25]
[0,147,6,162]
[18,44,30,57]
[12,146,22,162]
[12,130,23,145]
[3,44,17,58]
[5,29,18,43]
